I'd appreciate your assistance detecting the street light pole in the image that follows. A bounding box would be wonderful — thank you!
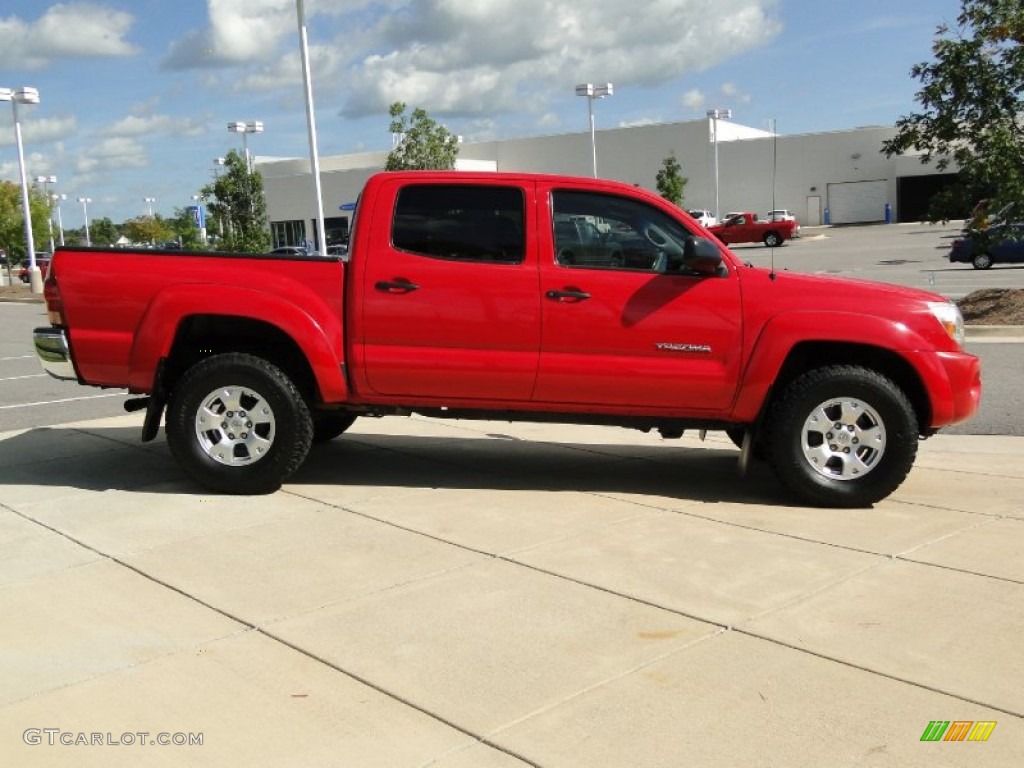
[227,121,263,173]
[144,196,156,218]
[296,0,327,254]
[707,108,732,222]
[575,83,613,178]
[53,193,66,246]
[1,86,44,293]
[36,174,57,252]
[78,197,92,246]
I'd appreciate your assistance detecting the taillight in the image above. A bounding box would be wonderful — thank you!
[43,273,64,325]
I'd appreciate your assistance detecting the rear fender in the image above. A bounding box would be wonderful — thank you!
[128,285,347,402]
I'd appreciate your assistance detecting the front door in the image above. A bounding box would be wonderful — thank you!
[534,184,743,414]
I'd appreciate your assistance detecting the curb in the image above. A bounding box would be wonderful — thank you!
[965,325,1024,342]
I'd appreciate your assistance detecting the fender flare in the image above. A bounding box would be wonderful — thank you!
[730,311,930,422]
[128,284,348,402]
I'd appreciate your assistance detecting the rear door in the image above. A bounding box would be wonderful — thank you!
[356,178,541,400]
[534,183,743,413]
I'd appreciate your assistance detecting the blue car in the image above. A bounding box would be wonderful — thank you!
[949,223,1024,269]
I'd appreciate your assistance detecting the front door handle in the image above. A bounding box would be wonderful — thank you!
[546,289,591,302]
[375,278,419,294]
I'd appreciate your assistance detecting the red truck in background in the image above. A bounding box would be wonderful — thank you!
[708,212,797,247]
[33,171,980,507]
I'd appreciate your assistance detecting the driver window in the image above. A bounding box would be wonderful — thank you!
[551,190,698,272]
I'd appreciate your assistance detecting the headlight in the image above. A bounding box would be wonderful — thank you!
[928,301,965,347]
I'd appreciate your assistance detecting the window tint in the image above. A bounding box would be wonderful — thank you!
[392,185,525,263]
[552,190,698,271]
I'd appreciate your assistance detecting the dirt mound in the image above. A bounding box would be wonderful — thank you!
[957,288,1024,325]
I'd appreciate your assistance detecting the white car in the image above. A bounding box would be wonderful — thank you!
[765,209,801,237]
[687,209,717,227]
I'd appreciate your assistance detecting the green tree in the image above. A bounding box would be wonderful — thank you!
[0,180,52,261]
[882,0,1024,223]
[655,152,688,206]
[200,149,270,252]
[167,207,206,249]
[385,102,460,171]
[86,217,120,247]
[123,215,172,245]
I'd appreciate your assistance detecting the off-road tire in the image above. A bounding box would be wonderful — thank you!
[166,353,313,494]
[763,365,918,507]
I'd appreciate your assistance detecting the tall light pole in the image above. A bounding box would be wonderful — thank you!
[78,197,92,246]
[296,0,327,254]
[575,83,613,178]
[144,196,156,217]
[227,120,263,173]
[707,108,732,221]
[1,86,44,293]
[35,174,57,252]
[52,193,67,246]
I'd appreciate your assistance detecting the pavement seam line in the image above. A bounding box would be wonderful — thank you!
[285,491,1024,722]
[731,625,1024,720]
[6,505,543,768]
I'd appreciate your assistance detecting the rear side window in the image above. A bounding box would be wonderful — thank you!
[392,184,525,264]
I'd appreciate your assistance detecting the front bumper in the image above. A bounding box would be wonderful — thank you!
[33,327,77,381]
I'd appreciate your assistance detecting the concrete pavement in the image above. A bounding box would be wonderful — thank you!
[1,413,1022,766]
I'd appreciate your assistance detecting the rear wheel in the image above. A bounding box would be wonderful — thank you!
[763,231,782,247]
[764,365,917,507]
[166,353,313,494]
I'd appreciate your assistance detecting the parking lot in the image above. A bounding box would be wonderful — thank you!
[1,223,1022,766]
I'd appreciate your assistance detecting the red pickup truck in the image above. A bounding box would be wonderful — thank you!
[708,212,797,247]
[33,171,980,507]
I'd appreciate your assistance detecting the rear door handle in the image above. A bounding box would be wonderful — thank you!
[546,289,591,302]
[375,278,419,294]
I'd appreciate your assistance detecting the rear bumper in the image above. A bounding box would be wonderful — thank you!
[33,327,77,381]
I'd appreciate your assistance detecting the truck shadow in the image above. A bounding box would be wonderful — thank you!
[296,432,799,507]
[0,426,798,507]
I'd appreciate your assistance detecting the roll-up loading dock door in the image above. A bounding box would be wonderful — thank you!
[827,180,888,224]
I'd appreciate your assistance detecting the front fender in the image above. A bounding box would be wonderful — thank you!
[729,311,933,422]
[128,284,347,402]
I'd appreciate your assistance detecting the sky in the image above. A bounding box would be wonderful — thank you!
[0,0,967,226]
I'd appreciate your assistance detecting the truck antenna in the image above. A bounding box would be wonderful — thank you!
[770,117,778,280]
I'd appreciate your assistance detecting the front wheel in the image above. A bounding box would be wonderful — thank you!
[166,353,313,494]
[764,365,918,507]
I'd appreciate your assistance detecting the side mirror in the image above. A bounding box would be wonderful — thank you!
[682,237,724,275]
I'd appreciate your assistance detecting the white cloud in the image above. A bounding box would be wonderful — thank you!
[0,115,77,146]
[720,82,751,103]
[0,3,139,69]
[73,137,147,176]
[681,89,705,110]
[163,0,350,69]
[107,114,205,138]
[340,0,781,118]
[160,0,780,124]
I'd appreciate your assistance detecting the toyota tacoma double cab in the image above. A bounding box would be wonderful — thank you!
[33,171,980,507]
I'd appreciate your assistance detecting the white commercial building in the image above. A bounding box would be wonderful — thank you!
[259,118,949,249]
